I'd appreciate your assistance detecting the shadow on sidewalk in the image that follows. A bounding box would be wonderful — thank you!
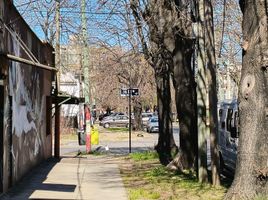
[0,157,77,200]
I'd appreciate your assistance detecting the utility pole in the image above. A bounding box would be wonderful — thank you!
[81,0,91,153]
[54,0,61,158]
[81,0,90,103]
[196,0,209,183]
[128,69,132,154]
[128,88,132,153]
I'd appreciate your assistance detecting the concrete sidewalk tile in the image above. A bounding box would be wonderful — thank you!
[1,156,128,200]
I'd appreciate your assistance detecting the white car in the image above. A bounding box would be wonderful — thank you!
[146,116,159,133]
[142,112,154,124]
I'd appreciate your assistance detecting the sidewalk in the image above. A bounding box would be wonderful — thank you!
[0,155,128,200]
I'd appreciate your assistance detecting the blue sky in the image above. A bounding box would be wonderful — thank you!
[13,0,132,48]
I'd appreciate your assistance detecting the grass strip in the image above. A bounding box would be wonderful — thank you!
[121,151,227,200]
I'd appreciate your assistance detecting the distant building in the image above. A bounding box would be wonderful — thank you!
[60,37,110,116]
[217,64,241,102]
[60,37,83,119]
[60,72,82,117]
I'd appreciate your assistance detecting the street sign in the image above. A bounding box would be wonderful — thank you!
[120,88,139,153]
[130,88,139,96]
[120,88,129,96]
[120,88,139,96]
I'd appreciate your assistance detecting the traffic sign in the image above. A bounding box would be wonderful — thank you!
[120,88,139,153]
[130,88,139,96]
[120,88,139,96]
[120,88,129,96]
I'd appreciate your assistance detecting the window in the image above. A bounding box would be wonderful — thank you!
[230,111,239,138]
[219,109,223,118]
[234,111,238,128]
[227,109,233,132]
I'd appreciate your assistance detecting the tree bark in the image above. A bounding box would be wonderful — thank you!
[204,0,220,186]
[168,37,197,171]
[225,0,268,199]
[133,98,143,131]
[130,0,178,165]
[154,57,178,165]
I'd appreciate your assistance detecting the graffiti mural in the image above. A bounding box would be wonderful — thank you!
[0,0,54,192]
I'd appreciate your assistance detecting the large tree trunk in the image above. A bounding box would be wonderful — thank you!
[154,58,178,165]
[168,37,197,171]
[130,0,187,166]
[225,0,268,199]
[204,0,220,186]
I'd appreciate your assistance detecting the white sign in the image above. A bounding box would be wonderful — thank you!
[120,88,139,96]
[120,88,129,96]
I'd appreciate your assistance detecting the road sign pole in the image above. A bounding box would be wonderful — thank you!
[128,88,132,153]
[120,87,139,154]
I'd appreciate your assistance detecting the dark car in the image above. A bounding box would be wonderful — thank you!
[98,113,111,121]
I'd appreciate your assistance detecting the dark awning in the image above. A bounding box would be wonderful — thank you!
[52,95,85,105]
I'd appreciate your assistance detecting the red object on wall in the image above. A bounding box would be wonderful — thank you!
[84,104,91,153]
[86,134,91,152]
[85,105,91,120]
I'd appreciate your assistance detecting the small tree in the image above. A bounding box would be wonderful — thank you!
[94,0,157,130]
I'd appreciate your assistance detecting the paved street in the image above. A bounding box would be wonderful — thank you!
[61,126,180,155]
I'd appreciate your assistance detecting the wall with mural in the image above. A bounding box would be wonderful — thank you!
[0,0,54,192]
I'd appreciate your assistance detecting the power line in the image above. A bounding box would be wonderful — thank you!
[17,8,125,15]
[15,0,40,8]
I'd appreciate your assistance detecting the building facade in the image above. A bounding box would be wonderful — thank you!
[0,0,54,193]
[217,64,241,102]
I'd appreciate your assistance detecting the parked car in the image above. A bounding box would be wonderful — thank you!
[101,114,129,128]
[99,112,126,125]
[146,116,159,133]
[218,100,239,174]
[142,112,154,125]
[98,112,111,121]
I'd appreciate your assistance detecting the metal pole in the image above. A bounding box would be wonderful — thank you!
[128,88,132,153]
[54,0,61,158]
[81,0,90,103]
[55,0,61,87]
[81,0,91,153]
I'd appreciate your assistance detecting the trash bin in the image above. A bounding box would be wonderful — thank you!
[78,130,86,145]
[91,126,99,145]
